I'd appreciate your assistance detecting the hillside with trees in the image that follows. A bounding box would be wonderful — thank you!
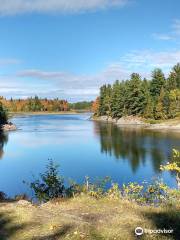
[93,63,180,120]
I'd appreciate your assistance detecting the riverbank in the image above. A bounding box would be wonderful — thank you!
[92,115,180,131]
[0,195,179,240]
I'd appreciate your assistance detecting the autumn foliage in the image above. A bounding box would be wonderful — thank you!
[0,96,69,112]
[92,97,100,114]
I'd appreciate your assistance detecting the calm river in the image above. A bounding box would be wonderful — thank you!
[0,114,179,197]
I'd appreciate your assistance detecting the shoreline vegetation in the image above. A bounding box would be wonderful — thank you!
[0,153,180,240]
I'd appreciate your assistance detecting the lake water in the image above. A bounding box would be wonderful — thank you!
[0,114,180,198]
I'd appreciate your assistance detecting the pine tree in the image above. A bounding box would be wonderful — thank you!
[150,68,166,99]
[173,63,180,89]
[99,85,112,116]
[126,73,146,115]
[111,80,125,118]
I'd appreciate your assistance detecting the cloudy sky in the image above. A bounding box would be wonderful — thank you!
[0,0,180,101]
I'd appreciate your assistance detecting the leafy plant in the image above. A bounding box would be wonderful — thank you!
[107,183,121,199]
[122,182,144,200]
[30,160,65,202]
[160,149,180,189]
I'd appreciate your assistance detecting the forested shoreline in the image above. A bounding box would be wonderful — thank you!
[0,97,92,113]
[93,63,180,120]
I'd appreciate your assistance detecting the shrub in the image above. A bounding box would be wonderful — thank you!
[107,183,121,199]
[160,149,180,189]
[29,160,65,202]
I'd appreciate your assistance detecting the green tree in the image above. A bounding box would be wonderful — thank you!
[99,85,112,116]
[167,72,177,90]
[154,87,166,119]
[27,96,43,112]
[150,68,166,99]
[143,95,154,119]
[173,63,180,89]
[30,160,65,202]
[126,73,146,115]
[168,89,180,118]
[111,80,125,118]
[0,102,8,125]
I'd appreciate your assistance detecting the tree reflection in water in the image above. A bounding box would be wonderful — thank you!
[94,122,180,173]
[0,131,8,159]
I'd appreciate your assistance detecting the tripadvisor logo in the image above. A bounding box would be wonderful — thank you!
[135,227,144,236]
[135,227,173,236]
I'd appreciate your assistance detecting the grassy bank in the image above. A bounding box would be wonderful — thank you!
[0,195,179,240]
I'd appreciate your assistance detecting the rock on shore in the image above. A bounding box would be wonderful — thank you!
[2,122,17,131]
[93,115,147,125]
[92,115,180,131]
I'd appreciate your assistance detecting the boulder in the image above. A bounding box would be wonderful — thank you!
[2,122,17,131]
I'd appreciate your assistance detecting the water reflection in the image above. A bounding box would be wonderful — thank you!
[94,122,180,173]
[0,131,8,159]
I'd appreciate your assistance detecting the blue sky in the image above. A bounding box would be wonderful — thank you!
[0,0,180,101]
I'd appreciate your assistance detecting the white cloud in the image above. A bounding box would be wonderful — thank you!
[1,49,179,101]
[120,50,180,70]
[0,0,129,15]
[153,19,180,41]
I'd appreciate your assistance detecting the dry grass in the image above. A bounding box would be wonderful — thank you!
[0,196,179,240]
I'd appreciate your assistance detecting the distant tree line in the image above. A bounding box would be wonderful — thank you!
[69,101,93,111]
[0,96,69,112]
[0,96,93,113]
[93,63,180,120]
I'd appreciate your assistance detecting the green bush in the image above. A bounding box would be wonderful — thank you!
[29,160,65,202]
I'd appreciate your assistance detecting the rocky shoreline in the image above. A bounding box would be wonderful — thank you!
[92,115,180,131]
[1,122,17,131]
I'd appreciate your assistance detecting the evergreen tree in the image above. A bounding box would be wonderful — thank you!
[173,63,180,89]
[99,85,112,116]
[0,102,8,125]
[126,73,146,115]
[111,80,125,118]
[150,68,166,99]
[99,85,107,115]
